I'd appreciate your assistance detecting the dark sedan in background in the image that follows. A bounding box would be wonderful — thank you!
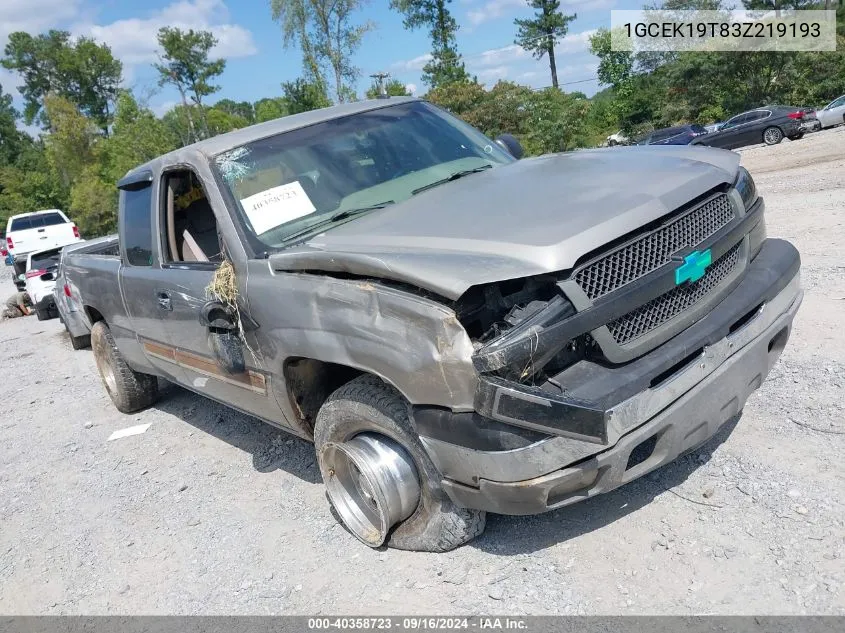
[691,105,816,149]
[636,124,708,146]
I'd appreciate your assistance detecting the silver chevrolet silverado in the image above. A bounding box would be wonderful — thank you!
[68,97,802,552]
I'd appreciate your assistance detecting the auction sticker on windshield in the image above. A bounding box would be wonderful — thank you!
[239,181,316,234]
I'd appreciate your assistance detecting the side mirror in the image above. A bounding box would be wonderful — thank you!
[199,300,237,330]
[199,300,245,375]
[495,133,524,159]
[18,273,25,282]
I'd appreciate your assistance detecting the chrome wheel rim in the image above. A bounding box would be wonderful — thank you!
[322,433,420,547]
[94,344,117,396]
[765,128,780,144]
[101,358,117,396]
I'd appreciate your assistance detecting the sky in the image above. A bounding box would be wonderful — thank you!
[0,0,645,128]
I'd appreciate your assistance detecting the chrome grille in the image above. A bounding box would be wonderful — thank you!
[607,242,742,345]
[575,194,735,301]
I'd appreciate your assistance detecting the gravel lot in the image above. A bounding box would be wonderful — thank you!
[1,127,843,616]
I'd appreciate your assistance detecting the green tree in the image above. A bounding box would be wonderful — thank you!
[161,105,200,147]
[155,27,226,141]
[365,78,410,98]
[42,95,97,188]
[470,80,533,139]
[254,97,289,122]
[206,107,250,135]
[282,78,332,114]
[589,28,636,132]
[270,0,326,87]
[523,88,588,154]
[0,84,23,166]
[514,1,576,90]
[0,140,68,226]
[103,92,177,184]
[69,168,117,237]
[271,0,373,102]
[425,79,486,124]
[1,30,122,132]
[390,1,469,87]
[214,99,255,123]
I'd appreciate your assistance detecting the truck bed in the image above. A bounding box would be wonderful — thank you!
[63,250,123,326]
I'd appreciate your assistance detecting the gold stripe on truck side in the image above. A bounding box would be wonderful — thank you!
[142,340,267,396]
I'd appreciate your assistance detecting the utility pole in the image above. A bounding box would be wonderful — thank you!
[370,72,390,98]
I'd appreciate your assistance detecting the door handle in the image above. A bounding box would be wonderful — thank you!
[156,290,172,311]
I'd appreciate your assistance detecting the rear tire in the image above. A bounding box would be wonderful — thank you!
[314,374,486,552]
[91,321,158,413]
[787,132,804,141]
[763,126,783,145]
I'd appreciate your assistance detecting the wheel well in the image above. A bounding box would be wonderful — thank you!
[283,358,363,435]
[85,306,105,325]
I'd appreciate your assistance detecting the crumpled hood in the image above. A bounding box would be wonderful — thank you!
[269,145,741,300]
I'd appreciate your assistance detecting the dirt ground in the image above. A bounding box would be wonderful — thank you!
[1,127,843,616]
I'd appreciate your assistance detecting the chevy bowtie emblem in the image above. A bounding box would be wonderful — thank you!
[674,249,712,285]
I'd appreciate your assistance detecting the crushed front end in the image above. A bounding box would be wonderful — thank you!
[413,169,803,514]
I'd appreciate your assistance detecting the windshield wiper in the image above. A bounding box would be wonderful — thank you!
[411,164,493,195]
[283,201,395,242]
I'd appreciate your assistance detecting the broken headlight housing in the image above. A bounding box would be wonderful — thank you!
[455,276,586,385]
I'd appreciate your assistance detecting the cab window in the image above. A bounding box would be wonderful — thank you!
[160,170,223,264]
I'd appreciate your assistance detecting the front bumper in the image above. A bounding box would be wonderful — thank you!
[417,239,802,515]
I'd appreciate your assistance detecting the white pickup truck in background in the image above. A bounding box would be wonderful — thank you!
[5,210,81,289]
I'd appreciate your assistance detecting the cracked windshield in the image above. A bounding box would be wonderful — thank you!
[214,100,512,247]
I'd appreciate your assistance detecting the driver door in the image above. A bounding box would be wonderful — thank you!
[152,167,283,423]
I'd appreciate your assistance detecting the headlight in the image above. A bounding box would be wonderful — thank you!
[734,166,757,208]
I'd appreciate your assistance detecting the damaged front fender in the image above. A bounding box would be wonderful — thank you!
[245,260,479,418]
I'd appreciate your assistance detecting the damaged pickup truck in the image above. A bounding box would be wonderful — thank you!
[70,97,802,551]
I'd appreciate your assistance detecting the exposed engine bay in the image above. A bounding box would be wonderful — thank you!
[453,275,591,386]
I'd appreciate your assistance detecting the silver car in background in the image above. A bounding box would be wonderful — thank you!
[815,95,845,129]
[53,235,119,349]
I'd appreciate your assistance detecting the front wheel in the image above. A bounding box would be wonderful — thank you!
[91,321,158,413]
[763,126,784,145]
[314,374,485,552]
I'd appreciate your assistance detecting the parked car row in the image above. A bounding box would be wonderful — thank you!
[608,98,842,152]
